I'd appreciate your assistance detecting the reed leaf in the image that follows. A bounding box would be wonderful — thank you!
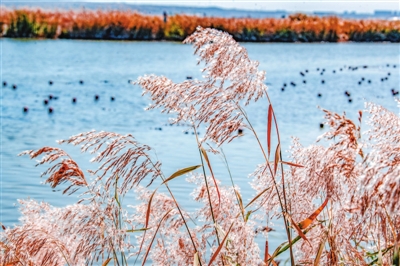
[280,161,304,168]
[194,252,200,266]
[268,241,287,265]
[314,232,327,266]
[126,228,150,233]
[298,196,329,229]
[284,212,312,247]
[244,186,272,209]
[114,174,120,208]
[234,189,245,220]
[273,143,281,176]
[267,104,273,158]
[264,240,269,264]
[145,190,157,228]
[377,248,383,265]
[102,258,112,266]
[393,245,399,266]
[366,245,393,264]
[200,147,221,205]
[135,190,158,261]
[245,210,252,222]
[366,245,394,258]
[268,225,316,262]
[208,222,234,266]
[161,165,202,185]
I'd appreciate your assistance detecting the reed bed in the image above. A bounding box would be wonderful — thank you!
[1,8,400,42]
[1,27,399,265]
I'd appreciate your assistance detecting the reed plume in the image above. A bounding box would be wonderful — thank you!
[58,130,162,196]
[262,101,400,264]
[137,26,267,145]
[19,147,87,195]
[2,131,163,265]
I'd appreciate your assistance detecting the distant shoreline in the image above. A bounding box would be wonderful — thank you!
[1,8,399,42]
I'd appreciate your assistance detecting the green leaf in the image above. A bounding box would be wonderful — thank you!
[126,228,150,233]
[393,245,399,266]
[367,245,395,265]
[268,241,287,265]
[268,225,316,262]
[245,211,252,222]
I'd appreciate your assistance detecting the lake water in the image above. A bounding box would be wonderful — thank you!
[1,38,399,262]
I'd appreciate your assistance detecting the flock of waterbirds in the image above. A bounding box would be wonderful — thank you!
[2,62,398,133]
[281,63,398,102]
[279,63,398,129]
[280,63,398,128]
[2,79,116,114]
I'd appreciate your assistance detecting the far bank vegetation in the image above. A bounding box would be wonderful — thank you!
[0,8,400,42]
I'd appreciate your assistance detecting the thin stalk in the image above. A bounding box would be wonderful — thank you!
[220,148,235,188]
[236,102,295,265]
[114,177,126,266]
[111,245,121,266]
[266,90,295,265]
[193,125,221,246]
[279,150,294,265]
[149,152,199,227]
[236,104,268,160]
[264,103,292,212]
[220,148,245,221]
[145,156,201,265]
[161,176,200,254]
[248,94,295,264]
[55,242,71,266]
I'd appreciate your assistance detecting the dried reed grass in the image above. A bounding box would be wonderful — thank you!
[1,27,399,266]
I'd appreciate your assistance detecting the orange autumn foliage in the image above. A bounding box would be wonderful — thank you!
[1,8,399,42]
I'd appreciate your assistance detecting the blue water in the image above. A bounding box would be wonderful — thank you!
[1,38,399,262]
